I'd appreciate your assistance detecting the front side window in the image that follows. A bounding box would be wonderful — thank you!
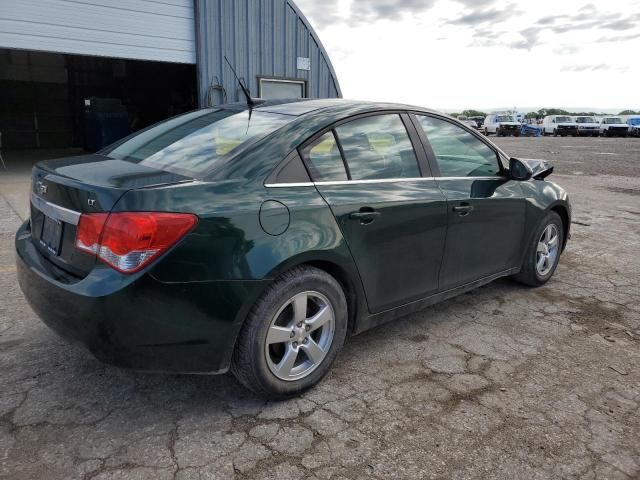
[334,114,420,180]
[301,132,348,181]
[416,116,501,178]
[103,109,293,177]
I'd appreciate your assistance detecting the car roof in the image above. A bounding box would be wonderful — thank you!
[217,98,443,118]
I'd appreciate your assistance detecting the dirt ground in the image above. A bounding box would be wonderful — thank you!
[0,136,639,479]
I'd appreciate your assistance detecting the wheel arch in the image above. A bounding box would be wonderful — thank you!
[549,204,570,252]
[302,259,361,335]
[260,250,367,336]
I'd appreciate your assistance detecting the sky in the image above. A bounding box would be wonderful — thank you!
[295,0,640,112]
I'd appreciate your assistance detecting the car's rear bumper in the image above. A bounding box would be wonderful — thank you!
[15,220,269,374]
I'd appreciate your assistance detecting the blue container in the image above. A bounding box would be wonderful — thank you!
[84,97,130,151]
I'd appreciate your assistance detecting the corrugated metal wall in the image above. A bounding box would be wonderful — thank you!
[195,0,342,107]
[0,0,196,64]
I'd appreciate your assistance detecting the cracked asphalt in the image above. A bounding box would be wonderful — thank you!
[1,137,639,479]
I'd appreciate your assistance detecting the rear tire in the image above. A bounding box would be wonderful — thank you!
[513,211,564,287]
[231,266,348,398]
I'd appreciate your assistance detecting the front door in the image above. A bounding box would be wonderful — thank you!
[413,114,526,291]
[301,113,448,313]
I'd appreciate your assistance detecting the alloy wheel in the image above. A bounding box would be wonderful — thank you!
[265,291,336,381]
[536,224,560,277]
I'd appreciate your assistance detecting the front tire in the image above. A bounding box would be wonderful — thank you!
[231,266,348,398]
[513,211,564,287]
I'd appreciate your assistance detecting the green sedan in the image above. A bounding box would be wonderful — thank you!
[15,99,570,398]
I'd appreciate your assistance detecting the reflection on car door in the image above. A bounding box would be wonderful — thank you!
[413,114,526,291]
[302,113,448,313]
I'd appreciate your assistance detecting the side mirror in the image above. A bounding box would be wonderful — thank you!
[509,158,532,181]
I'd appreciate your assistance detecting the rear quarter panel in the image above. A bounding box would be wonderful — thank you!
[113,181,364,322]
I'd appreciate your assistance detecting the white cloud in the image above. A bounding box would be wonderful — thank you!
[296,0,640,110]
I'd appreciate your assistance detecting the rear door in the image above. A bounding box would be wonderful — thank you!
[302,113,448,313]
[412,114,526,291]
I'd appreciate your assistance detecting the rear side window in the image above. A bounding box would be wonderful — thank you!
[103,109,294,177]
[302,132,348,181]
[334,114,420,180]
[416,115,501,178]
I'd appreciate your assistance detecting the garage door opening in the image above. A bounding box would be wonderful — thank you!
[0,48,197,160]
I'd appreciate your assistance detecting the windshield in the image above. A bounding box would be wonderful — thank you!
[629,118,640,125]
[576,117,595,123]
[556,116,572,123]
[497,116,514,122]
[103,109,294,177]
[603,117,623,124]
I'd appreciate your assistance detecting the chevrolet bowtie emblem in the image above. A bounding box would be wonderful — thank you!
[36,181,48,195]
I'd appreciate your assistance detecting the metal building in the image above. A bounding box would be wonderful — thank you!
[195,0,341,106]
[0,0,341,150]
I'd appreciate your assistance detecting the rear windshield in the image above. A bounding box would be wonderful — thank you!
[102,109,294,177]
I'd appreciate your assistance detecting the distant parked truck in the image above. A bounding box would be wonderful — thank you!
[469,116,485,128]
[483,114,521,137]
[599,116,628,137]
[626,117,640,137]
[573,116,600,137]
[542,115,578,137]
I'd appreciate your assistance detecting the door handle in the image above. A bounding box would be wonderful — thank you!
[452,204,474,216]
[349,209,380,224]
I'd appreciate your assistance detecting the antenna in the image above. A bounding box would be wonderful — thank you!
[224,56,261,108]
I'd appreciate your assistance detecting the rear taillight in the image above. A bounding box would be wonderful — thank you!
[76,213,108,255]
[75,212,198,274]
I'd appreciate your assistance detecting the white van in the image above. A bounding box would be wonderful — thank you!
[599,117,628,137]
[483,114,521,137]
[573,116,600,137]
[542,116,578,136]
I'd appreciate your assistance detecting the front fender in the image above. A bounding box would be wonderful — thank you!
[518,180,571,263]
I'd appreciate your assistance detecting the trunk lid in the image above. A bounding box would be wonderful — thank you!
[30,154,192,278]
